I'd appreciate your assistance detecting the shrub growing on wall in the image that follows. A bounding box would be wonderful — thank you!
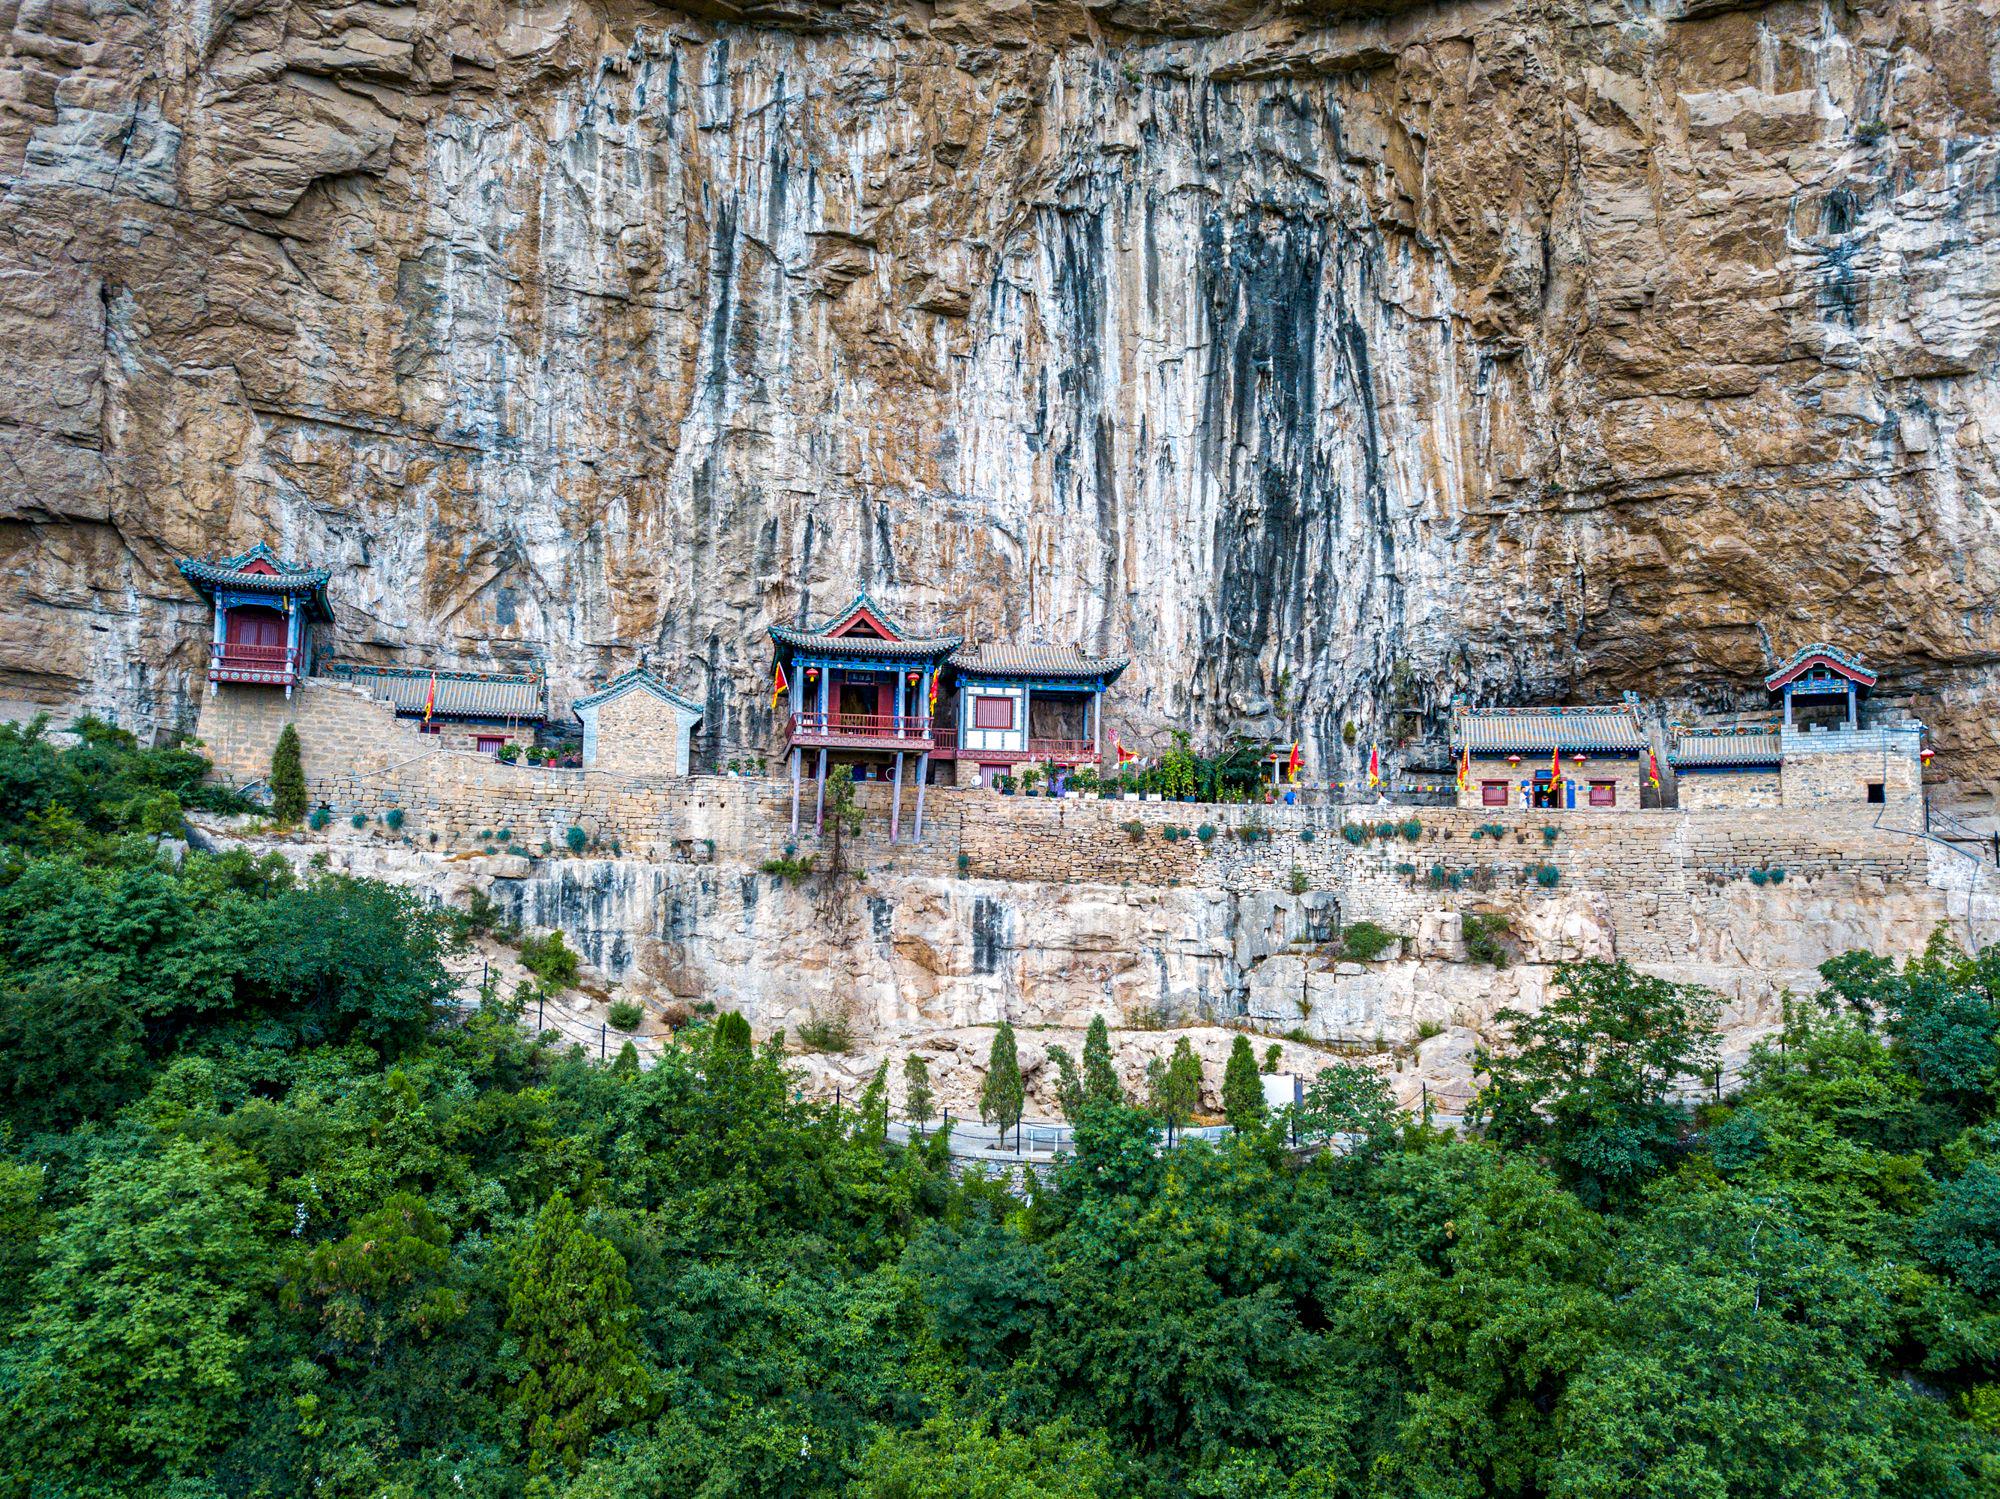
[1463,911,1512,968]
[565,826,588,854]
[607,1001,643,1032]
[384,808,404,832]
[307,807,331,831]
[1197,825,1216,843]
[349,813,366,830]
[1339,921,1403,963]
[1401,818,1423,842]
[1534,864,1562,888]
[1341,824,1367,846]
[269,724,306,824]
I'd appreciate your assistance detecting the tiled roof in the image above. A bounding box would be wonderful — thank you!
[177,543,333,619]
[951,643,1130,682]
[1670,725,1782,767]
[319,661,545,720]
[770,624,962,660]
[1455,704,1647,754]
[1764,642,1878,692]
[573,668,703,716]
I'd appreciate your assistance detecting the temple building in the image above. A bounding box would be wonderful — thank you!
[1673,643,1925,810]
[178,543,333,695]
[1668,725,1782,809]
[1452,699,1649,811]
[770,592,1132,838]
[574,669,704,775]
[318,660,548,756]
[772,593,960,839]
[948,643,1128,789]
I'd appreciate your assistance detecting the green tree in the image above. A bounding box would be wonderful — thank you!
[1222,1034,1265,1130]
[904,1052,936,1138]
[980,1021,1026,1150]
[287,1191,464,1357]
[1296,1061,1404,1156]
[1471,960,1718,1208]
[506,1192,652,1474]
[11,1138,272,1485]
[1151,1036,1203,1145]
[851,1415,1116,1498]
[270,722,306,824]
[1047,1044,1086,1121]
[1081,1014,1121,1105]
[710,1008,754,1057]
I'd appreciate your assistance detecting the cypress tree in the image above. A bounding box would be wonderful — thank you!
[269,724,306,824]
[710,1009,753,1059]
[1159,1036,1204,1146]
[1222,1034,1266,1131]
[979,1020,1025,1150]
[1081,1013,1121,1104]
[506,1193,651,1473]
[903,1053,935,1138]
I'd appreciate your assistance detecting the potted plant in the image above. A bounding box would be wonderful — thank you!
[1021,766,1043,798]
[998,774,1016,796]
[497,742,519,763]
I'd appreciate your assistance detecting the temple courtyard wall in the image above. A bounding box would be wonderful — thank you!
[194,677,2000,1115]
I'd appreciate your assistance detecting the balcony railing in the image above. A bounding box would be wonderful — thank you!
[946,736,1100,765]
[787,712,935,748]
[209,642,299,686]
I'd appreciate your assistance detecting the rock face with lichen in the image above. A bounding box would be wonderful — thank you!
[2,0,1998,797]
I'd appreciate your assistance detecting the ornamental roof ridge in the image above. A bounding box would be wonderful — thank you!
[1763,641,1878,692]
[573,666,703,715]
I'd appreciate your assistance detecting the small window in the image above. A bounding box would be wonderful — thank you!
[419,723,442,736]
[1481,780,1509,807]
[973,695,1014,730]
[1867,781,1885,804]
[1589,780,1616,807]
[477,735,505,754]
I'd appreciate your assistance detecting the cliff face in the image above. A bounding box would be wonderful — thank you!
[3,0,1998,789]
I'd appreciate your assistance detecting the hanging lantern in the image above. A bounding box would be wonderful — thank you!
[1921,747,1935,767]
[907,670,920,686]
[1507,755,1521,766]
[805,666,818,681]
[1571,753,1588,764]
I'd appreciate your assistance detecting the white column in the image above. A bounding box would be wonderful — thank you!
[914,753,930,839]
[890,751,904,841]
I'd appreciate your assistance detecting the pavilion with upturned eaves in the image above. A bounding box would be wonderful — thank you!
[178,543,333,695]
[770,593,1130,840]
[772,593,961,840]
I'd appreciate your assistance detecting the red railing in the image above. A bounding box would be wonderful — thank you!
[209,642,298,686]
[939,735,1100,765]
[787,712,935,747]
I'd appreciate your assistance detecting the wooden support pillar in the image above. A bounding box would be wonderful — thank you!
[789,746,802,837]
[890,751,904,841]
[914,753,931,840]
[1847,681,1857,729]
[814,748,828,836]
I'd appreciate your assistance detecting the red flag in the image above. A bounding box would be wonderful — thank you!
[423,672,436,724]
[927,672,937,718]
[1456,744,1471,794]
[770,660,789,713]
[1647,750,1661,789]
[1112,731,1137,764]
[1550,745,1563,791]
[1286,742,1302,783]
[1367,744,1381,789]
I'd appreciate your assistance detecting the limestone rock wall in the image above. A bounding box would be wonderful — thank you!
[5,0,2000,799]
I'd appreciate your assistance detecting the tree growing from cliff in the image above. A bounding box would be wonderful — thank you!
[1081,1014,1121,1105]
[980,1021,1025,1150]
[904,1053,935,1138]
[1222,1035,1265,1131]
[506,1192,652,1474]
[816,765,865,911]
[269,723,305,824]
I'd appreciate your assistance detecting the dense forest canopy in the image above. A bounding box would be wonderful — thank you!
[0,720,1996,1497]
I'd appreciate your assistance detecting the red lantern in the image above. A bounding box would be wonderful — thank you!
[1571,753,1588,764]
[907,671,920,685]
[1507,755,1521,766]
[1921,747,1935,766]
